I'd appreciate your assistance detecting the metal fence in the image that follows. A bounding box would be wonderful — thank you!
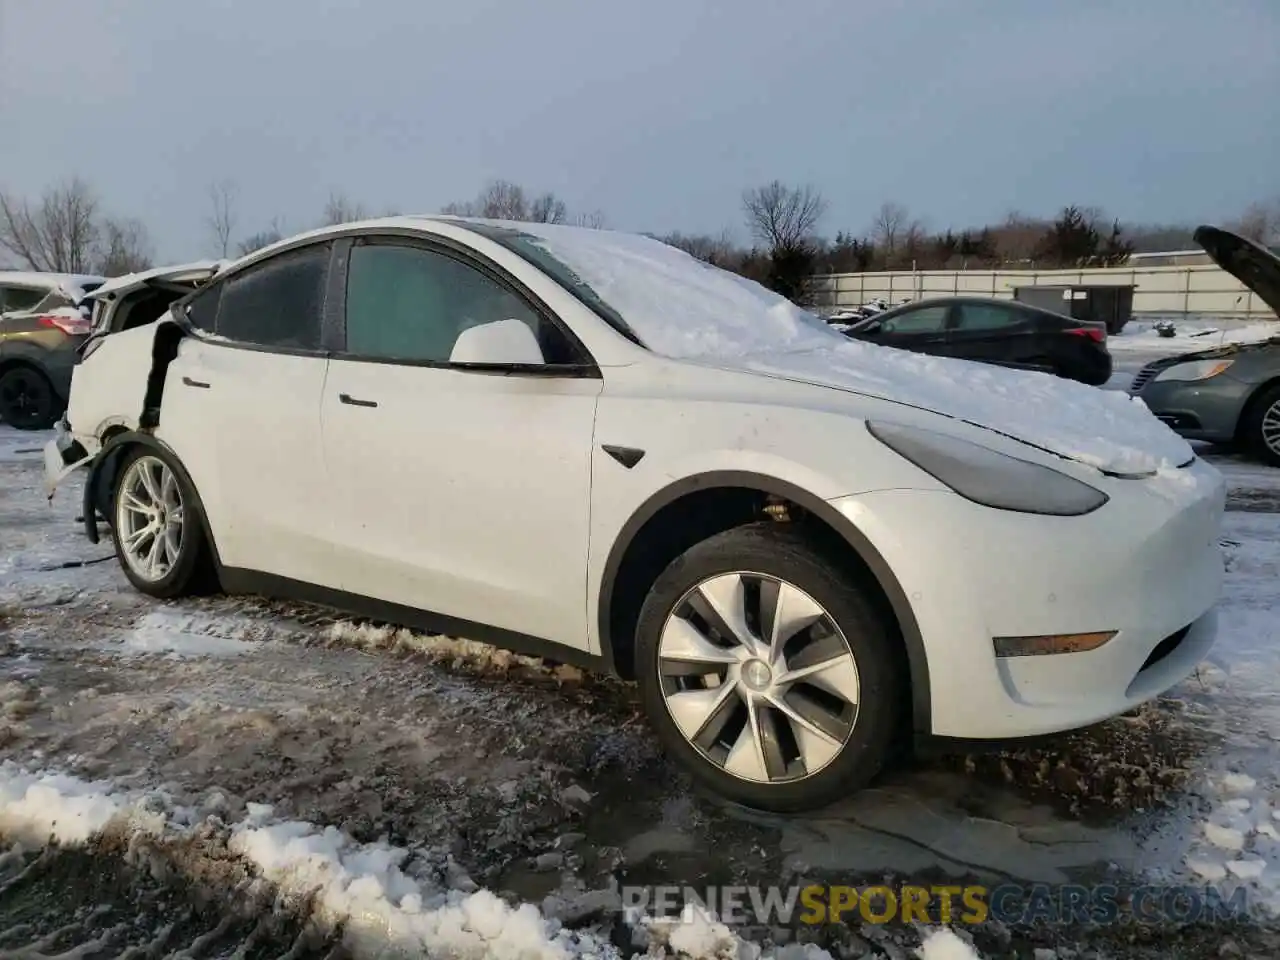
[812,263,1275,319]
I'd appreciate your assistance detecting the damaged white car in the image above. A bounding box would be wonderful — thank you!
[45,218,1225,811]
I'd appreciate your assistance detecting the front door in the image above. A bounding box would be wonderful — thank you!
[869,303,954,356]
[319,236,602,649]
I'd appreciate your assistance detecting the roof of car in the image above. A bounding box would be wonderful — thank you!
[0,270,106,293]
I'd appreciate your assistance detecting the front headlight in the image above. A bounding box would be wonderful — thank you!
[865,421,1109,516]
[1153,359,1234,383]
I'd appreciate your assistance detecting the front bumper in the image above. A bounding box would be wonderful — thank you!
[1134,375,1251,444]
[829,459,1225,739]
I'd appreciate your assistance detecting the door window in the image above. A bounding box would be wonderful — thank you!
[1,285,48,313]
[214,244,328,350]
[878,304,949,334]
[344,242,573,364]
[954,303,1024,331]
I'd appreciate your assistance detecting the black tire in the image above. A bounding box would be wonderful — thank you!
[0,366,60,430]
[1241,382,1280,468]
[634,522,905,812]
[109,445,218,599]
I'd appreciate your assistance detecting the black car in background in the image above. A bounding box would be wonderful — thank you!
[837,296,1113,386]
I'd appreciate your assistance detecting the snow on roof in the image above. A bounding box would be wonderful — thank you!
[0,270,105,299]
[500,221,1194,476]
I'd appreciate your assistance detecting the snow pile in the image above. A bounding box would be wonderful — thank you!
[508,222,1193,476]
[916,927,984,959]
[0,763,127,846]
[321,620,545,672]
[1179,770,1280,913]
[0,763,982,960]
[1109,318,1279,355]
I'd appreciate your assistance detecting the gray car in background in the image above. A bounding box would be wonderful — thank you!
[1132,226,1280,466]
[0,271,105,429]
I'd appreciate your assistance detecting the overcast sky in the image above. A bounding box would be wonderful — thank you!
[2,0,1277,262]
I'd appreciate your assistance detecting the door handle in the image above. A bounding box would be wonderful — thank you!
[182,376,211,389]
[339,393,377,408]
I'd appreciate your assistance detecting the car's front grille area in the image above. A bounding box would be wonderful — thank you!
[1138,623,1192,673]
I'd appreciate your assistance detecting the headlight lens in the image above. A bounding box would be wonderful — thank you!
[1153,359,1234,383]
[866,421,1109,516]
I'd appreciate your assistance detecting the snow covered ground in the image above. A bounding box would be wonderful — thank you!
[1,417,1279,958]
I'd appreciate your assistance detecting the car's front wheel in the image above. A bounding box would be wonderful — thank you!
[0,366,59,430]
[109,446,215,598]
[1243,383,1280,468]
[634,522,904,812]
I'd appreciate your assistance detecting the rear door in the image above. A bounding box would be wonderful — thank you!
[947,301,1041,369]
[157,242,334,584]
[863,303,953,355]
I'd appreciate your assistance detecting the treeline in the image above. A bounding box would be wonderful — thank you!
[2,176,1276,308]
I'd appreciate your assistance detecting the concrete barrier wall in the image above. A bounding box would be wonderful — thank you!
[813,264,1276,318]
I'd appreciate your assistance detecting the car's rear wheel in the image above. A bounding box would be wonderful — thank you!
[0,366,59,430]
[1242,383,1280,467]
[634,522,904,812]
[110,446,215,598]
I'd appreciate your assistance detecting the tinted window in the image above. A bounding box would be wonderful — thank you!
[955,303,1024,331]
[216,244,328,349]
[345,242,566,363]
[182,285,222,332]
[2,286,48,312]
[879,304,949,334]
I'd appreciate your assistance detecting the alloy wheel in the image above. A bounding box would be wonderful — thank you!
[656,572,860,784]
[1262,399,1280,458]
[116,455,185,583]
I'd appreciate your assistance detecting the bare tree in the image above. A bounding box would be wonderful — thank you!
[95,218,153,275]
[1230,198,1280,246]
[0,178,101,273]
[206,180,238,257]
[321,191,369,227]
[870,201,908,259]
[742,181,826,250]
[574,209,608,230]
[658,230,739,267]
[442,180,577,224]
[237,216,286,256]
[528,192,568,224]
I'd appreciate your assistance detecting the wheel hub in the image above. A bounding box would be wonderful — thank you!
[741,658,773,691]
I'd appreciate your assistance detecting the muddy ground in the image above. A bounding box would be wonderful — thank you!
[2,426,1280,959]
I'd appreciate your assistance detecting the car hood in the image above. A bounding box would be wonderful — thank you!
[82,260,226,302]
[698,341,1194,477]
[1194,225,1280,317]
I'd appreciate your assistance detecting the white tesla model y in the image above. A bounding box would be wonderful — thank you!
[44,218,1224,811]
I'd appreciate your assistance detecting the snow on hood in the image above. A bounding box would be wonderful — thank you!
[502,222,1193,476]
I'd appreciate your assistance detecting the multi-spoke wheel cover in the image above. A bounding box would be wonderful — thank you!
[1262,399,1280,458]
[657,571,860,784]
[116,456,185,583]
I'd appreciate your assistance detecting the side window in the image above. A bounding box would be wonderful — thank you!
[879,304,949,334]
[215,244,328,350]
[1,285,48,313]
[182,284,222,332]
[955,303,1023,331]
[345,242,571,364]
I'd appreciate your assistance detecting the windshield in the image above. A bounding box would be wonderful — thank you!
[453,219,843,359]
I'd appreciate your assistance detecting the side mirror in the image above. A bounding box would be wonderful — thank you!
[449,318,545,365]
